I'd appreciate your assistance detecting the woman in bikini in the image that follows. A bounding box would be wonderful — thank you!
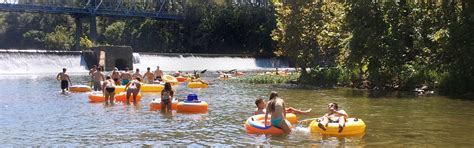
[264,94,291,134]
[161,82,174,113]
[125,77,141,105]
[102,76,116,105]
[317,103,348,133]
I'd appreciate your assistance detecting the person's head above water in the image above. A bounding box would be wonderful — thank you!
[147,67,150,71]
[136,68,139,72]
[156,66,160,69]
[255,98,265,108]
[164,82,172,91]
[62,68,67,72]
[269,91,278,100]
[328,103,338,111]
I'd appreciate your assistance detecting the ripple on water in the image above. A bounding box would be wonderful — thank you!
[0,74,473,146]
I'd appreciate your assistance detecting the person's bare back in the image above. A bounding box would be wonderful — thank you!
[93,71,105,82]
[57,72,69,81]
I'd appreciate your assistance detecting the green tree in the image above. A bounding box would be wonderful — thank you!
[44,26,74,50]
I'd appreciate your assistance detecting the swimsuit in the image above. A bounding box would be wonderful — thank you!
[93,80,101,91]
[61,80,68,90]
[271,117,283,128]
[122,79,130,85]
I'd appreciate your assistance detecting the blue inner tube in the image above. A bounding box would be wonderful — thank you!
[248,117,273,130]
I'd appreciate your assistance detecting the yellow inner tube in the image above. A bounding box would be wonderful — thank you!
[187,82,208,88]
[163,75,178,84]
[309,118,366,136]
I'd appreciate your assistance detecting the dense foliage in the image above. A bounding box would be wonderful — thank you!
[0,0,472,97]
[272,0,474,97]
[0,0,275,55]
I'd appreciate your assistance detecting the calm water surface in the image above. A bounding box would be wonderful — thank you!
[0,73,473,147]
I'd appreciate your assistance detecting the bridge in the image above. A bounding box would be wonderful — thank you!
[0,0,186,50]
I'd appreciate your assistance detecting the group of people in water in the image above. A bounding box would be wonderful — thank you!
[89,65,165,88]
[57,66,205,111]
[255,91,348,134]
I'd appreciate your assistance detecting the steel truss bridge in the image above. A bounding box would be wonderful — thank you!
[0,0,186,50]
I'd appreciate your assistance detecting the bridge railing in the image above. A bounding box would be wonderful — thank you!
[0,0,185,19]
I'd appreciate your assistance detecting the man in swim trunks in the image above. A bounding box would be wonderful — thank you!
[92,67,105,91]
[121,67,132,85]
[111,67,121,85]
[143,67,155,84]
[154,66,163,81]
[88,65,97,86]
[56,68,72,93]
[317,103,348,133]
[102,76,116,105]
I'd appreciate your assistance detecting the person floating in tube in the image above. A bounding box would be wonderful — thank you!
[56,68,72,93]
[317,103,348,133]
[154,66,163,82]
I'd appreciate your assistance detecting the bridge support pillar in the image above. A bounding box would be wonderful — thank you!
[74,16,82,51]
[90,14,97,44]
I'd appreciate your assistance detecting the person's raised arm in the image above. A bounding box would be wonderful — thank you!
[337,110,348,118]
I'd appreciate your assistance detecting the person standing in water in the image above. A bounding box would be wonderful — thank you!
[125,77,141,105]
[102,76,116,105]
[111,67,121,85]
[161,82,174,112]
[56,68,72,93]
[154,66,163,81]
[143,67,155,84]
[88,65,97,86]
[92,67,105,91]
[121,67,132,85]
[264,91,292,134]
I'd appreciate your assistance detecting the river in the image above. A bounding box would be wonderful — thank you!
[0,73,472,146]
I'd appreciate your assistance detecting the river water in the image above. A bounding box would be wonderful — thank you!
[0,73,472,147]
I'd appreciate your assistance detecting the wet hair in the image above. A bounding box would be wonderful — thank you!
[136,68,139,71]
[328,103,338,110]
[147,67,150,70]
[267,99,276,113]
[62,68,67,72]
[255,98,264,107]
[162,82,174,97]
[106,76,111,79]
[269,91,278,100]
[136,77,141,81]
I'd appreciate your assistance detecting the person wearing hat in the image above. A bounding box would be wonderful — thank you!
[111,67,121,85]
